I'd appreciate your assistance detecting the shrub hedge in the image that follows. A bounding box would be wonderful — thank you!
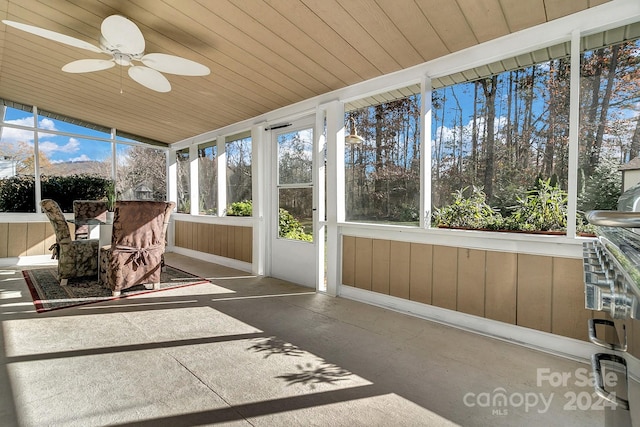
[0,174,110,212]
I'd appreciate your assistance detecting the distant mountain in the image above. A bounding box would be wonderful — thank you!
[41,160,109,176]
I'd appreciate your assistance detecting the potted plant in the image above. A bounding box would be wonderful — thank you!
[105,180,117,221]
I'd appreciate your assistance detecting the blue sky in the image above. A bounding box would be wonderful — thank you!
[2,107,113,163]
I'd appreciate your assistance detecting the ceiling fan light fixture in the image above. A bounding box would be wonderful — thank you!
[113,52,132,66]
[3,15,211,93]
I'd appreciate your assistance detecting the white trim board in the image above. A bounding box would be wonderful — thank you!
[0,255,56,267]
[170,247,252,273]
[339,284,640,381]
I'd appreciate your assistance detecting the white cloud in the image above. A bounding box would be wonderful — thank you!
[1,126,34,144]
[38,138,80,156]
[68,154,91,162]
[0,117,59,144]
[38,118,56,131]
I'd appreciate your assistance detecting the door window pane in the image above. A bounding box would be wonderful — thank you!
[278,187,313,241]
[276,126,314,242]
[278,128,313,184]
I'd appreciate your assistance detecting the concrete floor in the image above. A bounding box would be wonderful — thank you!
[0,252,604,426]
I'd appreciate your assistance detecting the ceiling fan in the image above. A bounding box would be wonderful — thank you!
[1,15,211,93]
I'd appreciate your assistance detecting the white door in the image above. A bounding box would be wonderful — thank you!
[269,117,317,288]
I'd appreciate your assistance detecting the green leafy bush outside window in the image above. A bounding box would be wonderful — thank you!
[227,200,312,241]
[433,179,571,233]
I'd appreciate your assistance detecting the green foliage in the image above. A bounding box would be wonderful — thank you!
[435,179,569,233]
[178,198,190,214]
[105,180,117,211]
[391,203,419,222]
[226,200,312,241]
[578,158,622,211]
[0,174,111,212]
[227,200,253,216]
[432,186,504,230]
[504,178,567,232]
[278,208,312,241]
[0,175,36,212]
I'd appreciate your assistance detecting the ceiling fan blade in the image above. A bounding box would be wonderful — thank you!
[2,20,102,53]
[62,59,115,73]
[101,15,145,54]
[128,66,171,92]
[141,53,210,76]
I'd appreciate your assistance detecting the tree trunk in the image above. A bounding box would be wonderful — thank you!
[583,48,606,176]
[481,76,498,198]
[630,115,640,160]
[591,45,619,170]
[472,82,479,177]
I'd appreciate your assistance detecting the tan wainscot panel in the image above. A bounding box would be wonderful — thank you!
[517,254,552,333]
[197,222,208,253]
[210,223,218,255]
[174,220,183,248]
[354,237,373,291]
[213,224,223,255]
[371,239,390,294]
[205,223,216,254]
[26,222,47,256]
[409,243,432,304]
[342,235,356,286]
[456,248,486,317]
[389,240,410,299]
[44,223,56,255]
[8,223,28,257]
[432,245,458,311]
[0,223,9,258]
[234,226,244,260]
[184,221,194,249]
[191,221,200,252]
[226,225,235,258]
[219,225,229,258]
[174,221,184,248]
[551,257,591,341]
[242,226,252,262]
[485,251,517,324]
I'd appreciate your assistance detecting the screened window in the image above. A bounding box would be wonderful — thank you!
[431,52,571,232]
[198,141,217,215]
[345,89,421,225]
[226,133,252,211]
[0,101,167,213]
[116,144,166,202]
[577,38,640,224]
[0,107,35,211]
[176,148,190,213]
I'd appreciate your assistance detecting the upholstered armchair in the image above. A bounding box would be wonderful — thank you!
[73,200,108,240]
[99,201,175,296]
[41,199,100,285]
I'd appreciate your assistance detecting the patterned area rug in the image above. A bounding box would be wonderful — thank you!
[23,266,209,312]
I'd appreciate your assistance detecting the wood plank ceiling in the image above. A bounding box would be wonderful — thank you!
[0,0,608,145]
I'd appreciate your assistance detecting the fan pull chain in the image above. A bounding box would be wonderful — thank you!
[119,64,123,94]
